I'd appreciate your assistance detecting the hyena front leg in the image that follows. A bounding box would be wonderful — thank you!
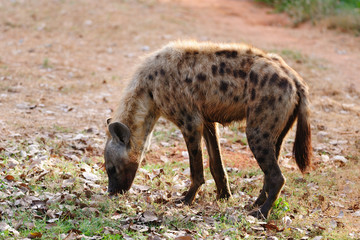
[246,127,285,219]
[203,122,231,200]
[252,179,268,208]
[177,127,205,205]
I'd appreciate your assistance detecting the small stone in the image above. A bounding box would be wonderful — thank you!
[141,46,150,51]
[321,155,329,162]
[84,20,93,26]
[352,210,360,217]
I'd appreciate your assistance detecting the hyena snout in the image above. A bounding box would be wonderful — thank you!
[107,165,138,195]
[105,121,139,195]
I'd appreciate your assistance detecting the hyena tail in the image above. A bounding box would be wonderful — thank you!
[293,89,312,173]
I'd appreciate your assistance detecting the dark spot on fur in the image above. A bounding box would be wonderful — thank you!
[257,146,262,151]
[185,77,192,83]
[226,68,231,74]
[186,114,192,122]
[186,124,193,132]
[249,71,258,86]
[219,68,225,76]
[278,96,283,102]
[191,149,198,156]
[189,136,195,143]
[255,104,262,114]
[156,54,160,59]
[193,51,199,55]
[246,107,250,119]
[160,69,165,76]
[269,73,279,84]
[274,117,279,122]
[178,119,184,126]
[220,62,226,68]
[251,89,256,101]
[148,90,153,99]
[238,70,247,79]
[196,73,207,82]
[243,82,248,97]
[278,77,289,90]
[241,59,246,68]
[260,74,268,88]
[148,74,154,81]
[263,132,269,139]
[233,70,238,78]
[230,51,238,58]
[233,96,239,102]
[220,81,229,93]
[215,50,223,56]
[154,71,158,76]
[246,48,252,54]
[268,96,276,108]
[212,65,218,76]
[270,124,275,130]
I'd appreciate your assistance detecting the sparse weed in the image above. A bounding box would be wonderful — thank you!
[256,0,360,33]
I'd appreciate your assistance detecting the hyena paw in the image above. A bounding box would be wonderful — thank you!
[173,195,193,205]
[248,209,267,220]
[217,191,231,200]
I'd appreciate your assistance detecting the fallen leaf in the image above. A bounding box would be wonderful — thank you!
[82,172,99,182]
[5,175,15,181]
[28,232,42,239]
[62,178,76,188]
[129,224,149,232]
[175,236,192,240]
[140,211,158,223]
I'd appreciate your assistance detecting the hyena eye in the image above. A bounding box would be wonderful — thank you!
[107,166,116,175]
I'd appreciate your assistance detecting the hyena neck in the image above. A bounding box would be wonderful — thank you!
[113,89,159,164]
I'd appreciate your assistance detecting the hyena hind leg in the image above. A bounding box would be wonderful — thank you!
[203,122,231,200]
[246,127,286,219]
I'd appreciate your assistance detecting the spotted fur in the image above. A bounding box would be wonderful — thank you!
[104,40,312,219]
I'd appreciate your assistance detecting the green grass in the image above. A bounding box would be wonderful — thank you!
[256,0,360,33]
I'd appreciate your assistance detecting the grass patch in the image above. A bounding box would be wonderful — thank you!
[256,0,360,33]
[1,126,360,239]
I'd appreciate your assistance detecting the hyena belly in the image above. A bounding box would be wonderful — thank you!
[105,41,311,219]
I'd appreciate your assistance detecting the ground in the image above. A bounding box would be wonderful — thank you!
[0,0,359,239]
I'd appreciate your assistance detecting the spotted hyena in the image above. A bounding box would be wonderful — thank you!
[104,40,312,218]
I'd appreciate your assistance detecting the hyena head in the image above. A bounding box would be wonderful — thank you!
[104,120,138,195]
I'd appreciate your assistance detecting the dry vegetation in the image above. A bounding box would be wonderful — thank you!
[0,0,360,239]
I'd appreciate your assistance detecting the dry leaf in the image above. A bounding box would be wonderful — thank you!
[5,175,15,181]
[175,236,192,240]
[28,232,42,239]
[82,172,99,182]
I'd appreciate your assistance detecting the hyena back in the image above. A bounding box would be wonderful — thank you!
[105,41,312,218]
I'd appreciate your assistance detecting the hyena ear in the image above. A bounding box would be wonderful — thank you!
[108,122,131,145]
[106,118,112,126]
